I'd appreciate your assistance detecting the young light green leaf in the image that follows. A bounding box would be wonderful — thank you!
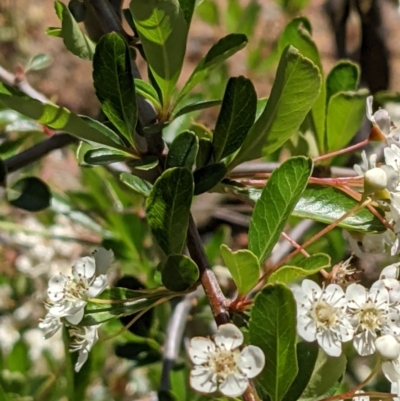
[220,245,259,294]
[84,148,136,165]
[173,99,222,119]
[130,0,188,105]
[120,172,153,197]
[176,34,248,105]
[54,1,96,60]
[282,342,319,401]
[193,163,227,195]
[166,131,198,170]
[45,27,62,37]
[212,76,257,162]
[249,284,298,401]
[268,253,331,284]
[231,46,321,167]
[134,78,161,109]
[299,350,346,401]
[25,53,53,72]
[249,156,313,264]
[93,33,137,145]
[326,61,359,103]
[326,89,369,152]
[146,167,194,255]
[161,254,199,291]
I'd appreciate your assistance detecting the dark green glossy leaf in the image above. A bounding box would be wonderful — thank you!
[81,287,171,325]
[326,89,368,152]
[7,177,51,212]
[176,34,248,105]
[93,33,136,144]
[212,76,257,161]
[282,342,319,401]
[130,0,188,104]
[178,0,196,25]
[326,61,359,103]
[134,78,161,109]
[146,168,193,255]
[120,172,153,197]
[249,157,313,263]
[25,53,53,72]
[220,245,259,294]
[84,148,136,165]
[54,1,95,60]
[166,131,198,169]
[130,156,159,171]
[231,46,321,167]
[196,138,212,168]
[161,254,199,291]
[250,284,298,401]
[173,99,222,118]
[194,163,227,195]
[268,253,331,284]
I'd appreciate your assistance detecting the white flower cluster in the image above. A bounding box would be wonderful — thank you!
[293,262,400,398]
[39,247,113,371]
[348,97,400,257]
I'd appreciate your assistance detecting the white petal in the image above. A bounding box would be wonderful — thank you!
[238,345,265,378]
[374,109,391,136]
[297,315,317,342]
[302,279,322,299]
[189,337,215,364]
[190,365,217,394]
[353,331,376,356]
[66,307,85,325]
[381,263,400,280]
[382,360,400,383]
[337,318,354,342]
[92,248,113,274]
[88,275,107,298]
[73,256,96,280]
[316,330,342,357]
[384,147,400,171]
[48,275,67,302]
[324,284,346,306]
[366,96,374,121]
[219,373,248,398]
[346,283,367,307]
[376,335,400,360]
[75,348,89,372]
[214,323,243,350]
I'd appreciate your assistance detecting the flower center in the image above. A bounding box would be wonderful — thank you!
[313,301,337,327]
[209,347,239,380]
[64,277,89,301]
[359,303,383,331]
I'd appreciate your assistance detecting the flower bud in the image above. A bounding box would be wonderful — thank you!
[364,167,387,195]
[375,335,400,361]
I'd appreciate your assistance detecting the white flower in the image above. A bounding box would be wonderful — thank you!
[39,313,62,339]
[188,323,265,397]
[69,325,100,372]
[343,231,392,258]
[293,280,353,357]
[367,96,391,139]
[346,281,400,356]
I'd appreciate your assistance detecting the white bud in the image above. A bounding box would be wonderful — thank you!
[376,335,400,361]
[364,167,387,195]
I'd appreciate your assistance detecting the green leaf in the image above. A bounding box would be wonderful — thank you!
[134,78,161,109]
[326,89,369,152]
[0,159,7,186]
[176,34,248,105]
[7,177,51,212]
[166,131,198,169]
[130,0,188,105]
[326,61,359,103]
[249,156,313,263]
[54,1,96,60]
[196,138,212,168]
[146,167,194,255]
[299,350,346,401]
[194,163,227,195]
[161,254,199,291]
[268,253,331,284]
[7,340,30,374]
[93,33,137,144]
[282,342,319,401]
[84,148,136,165]
[130,156,160,171]
[212,76,257,162]
[231,46,321,167]
[196,0,219,26]
[81,287,171,325]
[178,0,196,25]
[25,53,53,72]
[220,245,259,294]
[250,284,298,401]
[173,99,222,119]
[0,84,123,148]
[120,172,153,197]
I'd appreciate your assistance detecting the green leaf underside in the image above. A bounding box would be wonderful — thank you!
[176,33,248,105]
[250,284,298,401]
[326,89,368,152]
[26,53,53,71]
[161,254,199,291]
[173,99,222,118]
[193,163,227,195]
[54,1,96,60]
[166,131,198,169]
[130,0,188,104]
[212,76,257,161]
[220,245,259,294]
[146,167,194,255]
[81,287,171,325]
[93,33,137,144]
[134,78,161,109]
[231,46,321,167]
[228,183,386,233]
[119,172,153,197]
[268,253,331,284]
[326,61,359,103]
[249,157,313,264]
[0,84,123,148]
[84,148,136,165]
